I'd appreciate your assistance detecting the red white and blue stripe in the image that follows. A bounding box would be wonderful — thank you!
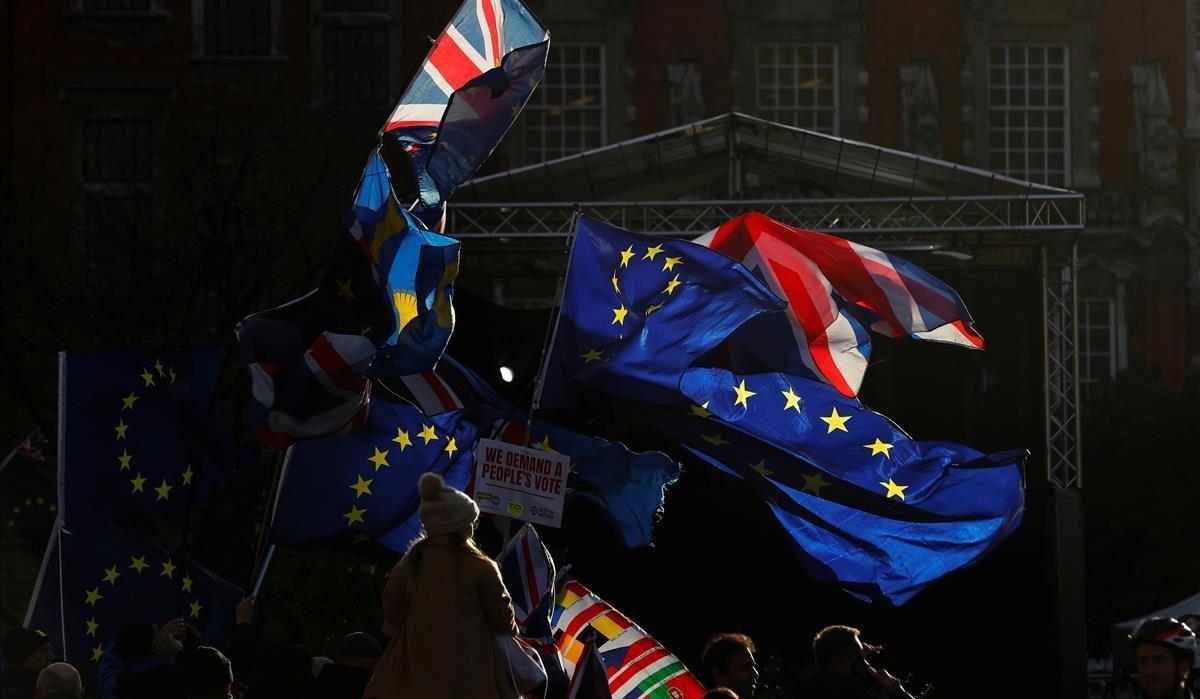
[695,212,985,397]
[498,522,556,638]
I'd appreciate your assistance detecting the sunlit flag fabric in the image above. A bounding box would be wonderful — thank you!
[380,0,548,225]
[25,521,243,684]
[58,348,241,526]
[538,217,1024,604]
[346,150,460,378]
[552,580,705,698]
[268,400,477,552]
[695,212,985,397]
[498,523,555,638]
[394,356,681,547]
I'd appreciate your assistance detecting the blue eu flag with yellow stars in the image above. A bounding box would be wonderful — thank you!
[539,216,1025,604]
[268,400,477,552]
[58,348,242,527]
[25,521,243,684]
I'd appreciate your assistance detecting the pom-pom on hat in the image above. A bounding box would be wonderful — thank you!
[418,472,479,536]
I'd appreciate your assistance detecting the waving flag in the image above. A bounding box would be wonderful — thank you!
[539,216,1023,604]
[498,523,556,638]
[394,356,681,547]
[268,401,477,552]
[59,348,242,525]
[695,212,984,397]
[567,641,614,699]
[552,581,706,698]
[25,522,243,685]
[381,0,549,220]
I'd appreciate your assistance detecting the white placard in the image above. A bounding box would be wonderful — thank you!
[472,438,569,527]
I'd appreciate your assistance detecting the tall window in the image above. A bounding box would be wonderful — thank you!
[522,43,605,162]
[987,45,1070,186]
[81,119,154,266]
[1079,297,1116,383]
[204,0,271,56]
[323,25,389,109]
[756,43,838,133]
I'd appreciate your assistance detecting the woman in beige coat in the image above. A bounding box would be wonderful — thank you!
[363,472,520,699]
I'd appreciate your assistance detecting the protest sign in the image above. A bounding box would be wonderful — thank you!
[473,438,569,527]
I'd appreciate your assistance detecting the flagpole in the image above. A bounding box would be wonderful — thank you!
[526,204,582,443]
[249,446,291,595]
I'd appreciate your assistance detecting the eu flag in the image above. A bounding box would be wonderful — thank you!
[268,400,477,552]
[59,348,241,526]
[1,430,56,547]
[539,217,1025,604]
[25,521,243,684]
[399,356,681,547]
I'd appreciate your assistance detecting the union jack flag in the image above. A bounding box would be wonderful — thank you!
[498,522,556,638]
[381,0,548,217]
[695,212,985,397]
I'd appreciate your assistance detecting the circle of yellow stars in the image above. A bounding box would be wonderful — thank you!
[116,358,196,504]
[83,552,203,663]
[341,421,461,528]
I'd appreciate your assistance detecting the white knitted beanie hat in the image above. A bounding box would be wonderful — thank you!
[417,472,479,536]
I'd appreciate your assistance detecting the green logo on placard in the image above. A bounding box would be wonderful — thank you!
[506,501,524,517]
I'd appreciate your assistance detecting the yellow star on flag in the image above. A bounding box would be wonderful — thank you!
[781,386,803,413]
[611,273,621,294]
[154,480,173,501]
[129,556,149,573]
[188,600,203,619]
[36,497,44,505]
[420,424,438,444]
[732,379,756,408]
[611,305,628,325]
[879,478,908,501]
[336,278,355,301]
[85,587,103,606]
[85,618,99,637]
[115,419,129,440]
[820,407,852,433]
[642,244,664,261]
[392,428,412,451]
[350,474,373,498]
[689,402,713,418]
[117,450,133,471]
[664,274,682,295]
[368,447,390,470]
[140,368,156,387]
[169,368,176,383]
[802,472,830,496]
[619,246,635,267]
[701,432,729,446]
[645,301,664,315]
[102,566,121,585]
[535,435,559,454]
[154,359,165,377]
[121,391,139,410]
[343,505,367,526]
[580,348,603,363]
[181,465,194,486]
[161,559,176,578]
[91,645,104,662]
[444,437,458,457]
[863,438,894,458]
[661,256,683,271]
[130,473,147,494]
[181,574,194,593]
[748,459,773,477]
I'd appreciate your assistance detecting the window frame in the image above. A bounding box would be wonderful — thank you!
[754,42,840,135]
[985,43,1072,187]
[1078,295,1117,384]
[520,41,608,163]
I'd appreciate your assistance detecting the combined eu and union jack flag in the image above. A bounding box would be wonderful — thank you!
[381,0,549,224]
[25,521,243,684]
[58,348,241,526]
[552,580,706,699]
[695,212,985,397]
[267,400,477,553]
[538,216,1024,604]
